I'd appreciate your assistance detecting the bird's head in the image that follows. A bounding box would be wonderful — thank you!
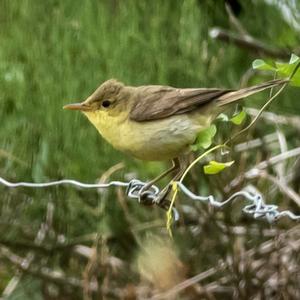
[63,79,129,128]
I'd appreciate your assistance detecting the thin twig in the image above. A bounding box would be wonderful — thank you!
[228,146,300,190]
[234,132,278,152]
[245,108,300,131]
[0,246,97,291]
[209,27,291,59]
[151,225,300,299]
[1,202,54,298]
[259,171,300,207]
[225,3,248,36]
[225,83,288,146]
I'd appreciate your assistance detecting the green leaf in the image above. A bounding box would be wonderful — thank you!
[252,54,300,87]
[203,160,235,175]
[230,109,246,125]
[252,59,275,71]
[289,53,300,64]
[217,113,229,122]
[275,54,300,86]
[192,124,217,150]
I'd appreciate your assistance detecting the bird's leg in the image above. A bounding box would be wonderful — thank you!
[139,158,180,205]
[155,158,188,209]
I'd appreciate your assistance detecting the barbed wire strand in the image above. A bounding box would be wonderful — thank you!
[0,176,299,223]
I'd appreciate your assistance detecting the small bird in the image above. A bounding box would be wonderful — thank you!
[64,78,286,203]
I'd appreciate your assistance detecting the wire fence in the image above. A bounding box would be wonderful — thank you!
[1,175,299,223]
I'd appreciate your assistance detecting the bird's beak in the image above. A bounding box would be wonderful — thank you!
[63,102,92,111]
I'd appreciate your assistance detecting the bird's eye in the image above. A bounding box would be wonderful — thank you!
[101,100,111,108]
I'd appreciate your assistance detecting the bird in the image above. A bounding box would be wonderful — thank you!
[63,78,287,205]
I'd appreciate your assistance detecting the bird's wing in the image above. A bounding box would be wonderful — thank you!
[129,79,287,122]
[129,85,230,122]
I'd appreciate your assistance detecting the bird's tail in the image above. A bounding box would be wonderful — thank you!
[217,79,288,107]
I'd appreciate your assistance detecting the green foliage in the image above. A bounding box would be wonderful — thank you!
[252,59,276,71]
[6,278,42,300]
[230,108,247,125]
[217,113,229,122]
[203,160,234,175]
[252,54,300,86]
[191,124,217,150]
[276,54,300,86]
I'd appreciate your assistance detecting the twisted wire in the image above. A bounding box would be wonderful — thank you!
[0,176,299,222]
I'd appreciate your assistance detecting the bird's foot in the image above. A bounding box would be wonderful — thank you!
[138,190,157,206]
[154,184,173,210]
[137,182,172,210]
[137,181,160,206]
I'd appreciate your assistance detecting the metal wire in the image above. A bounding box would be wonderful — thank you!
[0,177,129,189]
[0,176,299,222]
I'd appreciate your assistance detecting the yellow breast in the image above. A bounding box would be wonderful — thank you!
[84,110,213,161]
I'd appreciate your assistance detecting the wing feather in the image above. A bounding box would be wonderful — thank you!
[129,85,230,121]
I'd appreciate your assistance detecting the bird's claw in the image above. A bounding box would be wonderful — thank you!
[138,190,156,206]
[129,179,173,210]
[154,184,173,205]
[131,181,179,220]
[137,186,171,210]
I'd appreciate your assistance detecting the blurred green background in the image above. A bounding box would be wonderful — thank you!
[1,1,300,299]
